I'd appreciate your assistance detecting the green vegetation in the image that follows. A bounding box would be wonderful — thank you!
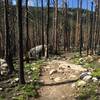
[92,68,100,78]
[12,60,44,99]
[72,53,98,68]
[76,82,100,100]
[0,60,44,100]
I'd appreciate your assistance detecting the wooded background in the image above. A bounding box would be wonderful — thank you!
[0,0,99,83]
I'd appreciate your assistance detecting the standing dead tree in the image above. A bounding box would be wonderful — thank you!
[46,0,50,58]
[87,1,94,55]
[41,0,45,56]
[54,0,58,54]
[79,0,83,56]
[17,0,25,84]
[25,0,30,63]
[4,0,14,74]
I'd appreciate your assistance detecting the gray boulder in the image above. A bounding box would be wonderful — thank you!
[92,77,98,83]
[83,75,92,82]
[28,45,47,58]
[0,59,8,75]
[77,80,86,87]
[80,72,91,79]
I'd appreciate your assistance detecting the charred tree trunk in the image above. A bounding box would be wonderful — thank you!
[75,0,79,47]
[41,0,45,56]
[79,0,83,56]
[4,0,14,74]
[88,2,94,55]
[46,0,50,58]
[54,0,58,54]
[17,0,25,84]
[25,0,30,63]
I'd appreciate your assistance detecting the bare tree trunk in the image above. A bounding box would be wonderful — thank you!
[88,2,94,55]
[79,0,83,56]
[46,0,50,58]
[41,0,45,56]
[54,0,58,54]
[25,0,30,63]
[17,0,25,84]
[75,0,79,47]
[4,0,14,74]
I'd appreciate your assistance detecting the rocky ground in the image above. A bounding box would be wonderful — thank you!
[0,53,100,100]
[35,54,100,100]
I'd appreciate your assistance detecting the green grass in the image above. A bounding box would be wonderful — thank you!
[0,60,44,100]
[25,60,44,80]
[76,82,100,100]
[92,68,100,78]
[12,60,44,99]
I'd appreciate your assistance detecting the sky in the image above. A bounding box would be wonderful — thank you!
[13,0,95,10]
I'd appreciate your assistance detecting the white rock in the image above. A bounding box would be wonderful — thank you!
[80,72,91,79]
[71,83,76,88]
[69,75,77,80]
[0,88,3,91]
[87,72,92,75]
[49,69,57,75]
[1,63,8,67]
[98,59,100,63]
[14,78,19,82]
[83,75,92,82]
[49,77,54,80]
[77,80,86,87]
[59,64,67,69]
[85,55,94,62]
[92,77,98,82]
[54,77,61,82]
[0,71,6,75]
[31,67,37,71]
[28,76,31,79]
[57,68,63,73]
[39,80,44,84]
[0,59,6,65]
[29,80,33,82]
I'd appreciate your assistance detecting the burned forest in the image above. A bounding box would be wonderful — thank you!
[0,0,100,100]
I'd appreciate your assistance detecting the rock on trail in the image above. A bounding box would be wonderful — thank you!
[35,59,87,100]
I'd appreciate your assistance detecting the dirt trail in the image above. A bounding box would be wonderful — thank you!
[35,56,87,100]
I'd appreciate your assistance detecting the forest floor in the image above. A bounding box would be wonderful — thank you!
[34,53,90,100]
[0,53,100,100]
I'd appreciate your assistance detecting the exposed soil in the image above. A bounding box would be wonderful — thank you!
[35,55,87,100]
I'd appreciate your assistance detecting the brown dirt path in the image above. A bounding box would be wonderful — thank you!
[35,55,87,100]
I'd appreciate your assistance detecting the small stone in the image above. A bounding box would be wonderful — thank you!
[49,77,54,80]
[0,88,3,91]
[80,72,91,79]
[0,59,6,65]
[1,63,8,67]
[54,77,61,82]
[92,77,98,82]
[28,76,31,79]
[31,67,37,71]
[87,72,92,75]
[28,71,32,75]
[77,80,86,87]
[29,80,33,82]
[69,75,77,80]
[98,59,100,63]
[57,68,63,73]
[14,78,19,82]
[49,69,57,75]
[83,75,92,82]
[85,55,94,62]
[71,83,76,88]
[0,71,6,75]
[39,80,44,84]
